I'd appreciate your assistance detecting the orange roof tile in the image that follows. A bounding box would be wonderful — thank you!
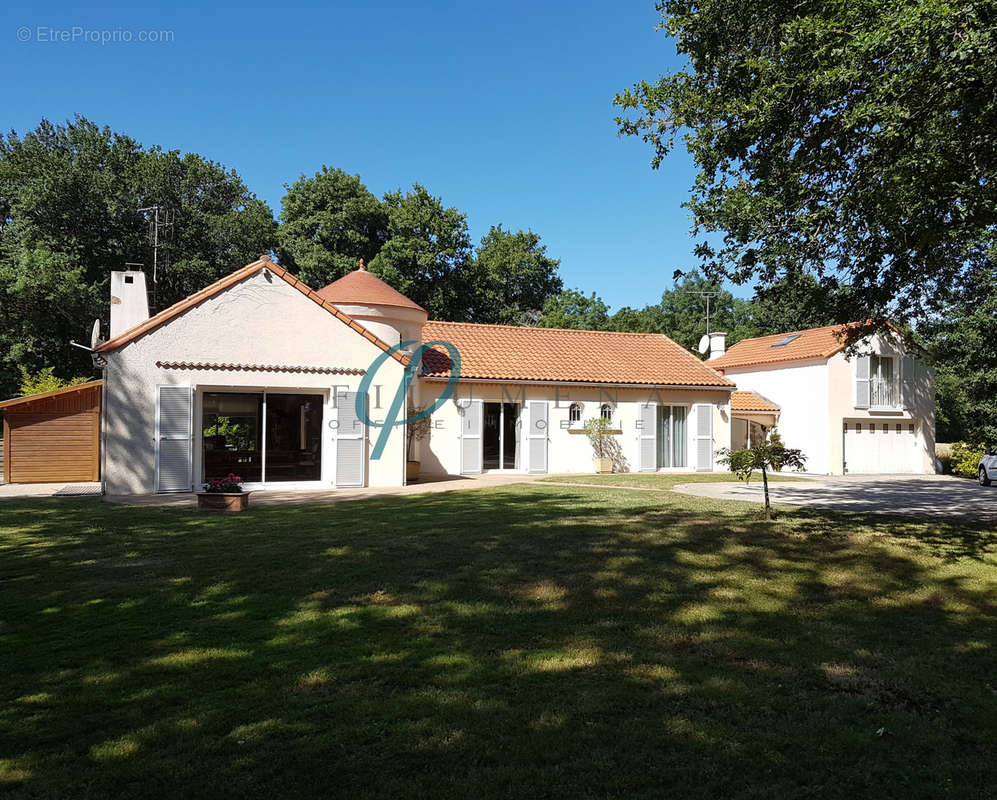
[730,390,780,413]
[95,257,409,366]
[710,323,865,370]
[316,268,427,313]
[420,321,734,387]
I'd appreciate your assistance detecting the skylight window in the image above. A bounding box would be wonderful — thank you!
[770,333,802,348]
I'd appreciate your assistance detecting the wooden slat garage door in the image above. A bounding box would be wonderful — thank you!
[2,382,101,483]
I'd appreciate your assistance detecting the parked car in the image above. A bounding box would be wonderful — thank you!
[979,448,997,486]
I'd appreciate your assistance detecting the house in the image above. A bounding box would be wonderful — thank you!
[94,257,739,494]
[709,324,935,474]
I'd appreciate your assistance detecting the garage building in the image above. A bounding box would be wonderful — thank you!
[0,381,102,484]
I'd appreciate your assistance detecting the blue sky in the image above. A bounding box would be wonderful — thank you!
[2,1,739,311]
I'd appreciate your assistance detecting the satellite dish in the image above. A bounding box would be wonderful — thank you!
[90,319,102,349]
[697,334,710,355]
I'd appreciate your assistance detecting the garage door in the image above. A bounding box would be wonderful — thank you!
[843,421,917,474]
[1,381,101,484]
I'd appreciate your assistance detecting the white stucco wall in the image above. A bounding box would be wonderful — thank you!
[826,332,935,474]
[414,380,732,476]
[724,331,935,475]
[102,269,407,494]
[722,359,831,473]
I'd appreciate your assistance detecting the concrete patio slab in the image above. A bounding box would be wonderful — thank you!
[0,482,102,499]
[674,474,997,523]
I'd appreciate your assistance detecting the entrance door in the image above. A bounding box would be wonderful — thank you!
[483,402,521,470]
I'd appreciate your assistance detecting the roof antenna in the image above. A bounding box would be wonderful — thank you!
[137,204,174,313]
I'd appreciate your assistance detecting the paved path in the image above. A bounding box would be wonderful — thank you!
[0,482,101,499]
[104,472,543,508]
[674,475,997,523]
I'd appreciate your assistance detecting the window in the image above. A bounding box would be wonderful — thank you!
[568,403,581,424]
[600,404,614,423]
[770,333,802,348]
[870,355,898,407]
[656,405,687,468]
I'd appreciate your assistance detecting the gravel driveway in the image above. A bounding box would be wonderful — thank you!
[675,474,997,523]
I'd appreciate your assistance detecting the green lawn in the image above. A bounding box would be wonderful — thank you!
[2,481,996,798]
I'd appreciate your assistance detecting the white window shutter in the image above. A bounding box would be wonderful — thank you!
[693,403,713,472]
[155,385,192,492]
[855,356,871,409]
[527,401,548,474]
[901,355,915,410]
[460,400,483,474]
[333,390,366,488]
[638,403,657,472]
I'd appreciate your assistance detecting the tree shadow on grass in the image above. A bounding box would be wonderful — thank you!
[1,488,996,798]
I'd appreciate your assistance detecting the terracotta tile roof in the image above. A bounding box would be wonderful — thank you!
[420,321,734,387]
[0,380,102,409]
[710,322,865,370]
[316,268,427,313]
[155,362,365,375]
[730,390,780,413]
[95,257,409,365]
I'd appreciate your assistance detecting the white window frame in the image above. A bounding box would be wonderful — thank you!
[599,403,615,425]
[655,404,690,470]
[197,386,331,492]
[869,354,900,410]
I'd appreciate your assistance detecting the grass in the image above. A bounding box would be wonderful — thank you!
[2,479,996,798]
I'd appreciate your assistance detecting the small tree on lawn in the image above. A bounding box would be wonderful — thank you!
[717,435,806,520]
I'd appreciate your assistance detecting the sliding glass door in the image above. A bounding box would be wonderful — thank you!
[655,405,687,468]
[202,391,324,485]
[265,394,323,482]
[202,392,263,482]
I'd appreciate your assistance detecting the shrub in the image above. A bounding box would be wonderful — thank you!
[951,442,985,478]
[203,473,244,493]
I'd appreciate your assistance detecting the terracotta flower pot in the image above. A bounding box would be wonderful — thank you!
[406,460,421,482]
[593,457,613,474]
[196,492,251,512]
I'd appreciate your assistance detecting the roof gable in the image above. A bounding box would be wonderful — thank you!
[95,257,409,365]
[420,321,734,387]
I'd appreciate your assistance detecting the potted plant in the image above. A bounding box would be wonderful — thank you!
[583,417,615,474]
[406,403,432,482]
[197,473,251,512]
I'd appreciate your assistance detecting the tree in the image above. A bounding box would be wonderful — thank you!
[615,0,997,327]
[17,366,90,396]
[277,166,388,288]
[0,117,276,398]
[749,273,867,336]
[472,225,563,325]
[718,435,807,520]
[537,289,610,330]
[369,184,477,321]
[922,268,997,444]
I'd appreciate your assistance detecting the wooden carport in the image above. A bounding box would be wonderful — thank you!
[0,381,102,483]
